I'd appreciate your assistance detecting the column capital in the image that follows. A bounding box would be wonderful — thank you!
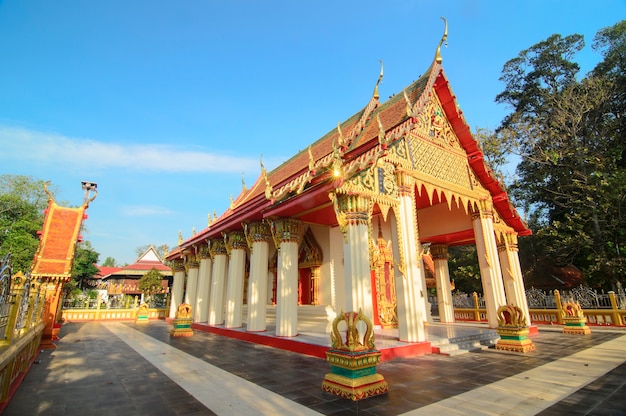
[395,169,415,196]
[209,238,228,258]
[269,218,302,249]
[330,192,372,242]
[243,221,271,249]
[186,259,200,269]
[470,199,494,221]
[171,259,186,272]
[497,232,519,252]
[225,230,247,255]
[198,244,211,259]
[430,244,449,260]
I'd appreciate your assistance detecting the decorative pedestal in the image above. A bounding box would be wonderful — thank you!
[322,310,388,401]
[136,303,149,323]
[562,301,591,335]
[495,305,535,353]
[170,303,193,337]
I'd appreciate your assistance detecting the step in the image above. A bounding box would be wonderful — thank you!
[431,332,499,356]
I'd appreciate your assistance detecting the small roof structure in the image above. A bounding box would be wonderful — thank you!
[31,182,95,280]
[99,246,172,295]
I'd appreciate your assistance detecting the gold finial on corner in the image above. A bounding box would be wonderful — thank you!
[213,210,217,221]
[308,146,315,173]
[373,59,384,99]
[192,227,196,236]
[435,17,448,64]
[336,121,345,147]
[403,89,412,118]
[230,194,235,209]
[178,231,183,246]
[376,114,386,146]
[241,171,247,192]
[260,154,273,200]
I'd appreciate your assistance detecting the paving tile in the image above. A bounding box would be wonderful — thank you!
[4,321,626,416]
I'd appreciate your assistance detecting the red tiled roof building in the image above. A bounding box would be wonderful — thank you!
[97,246,172,296]
[167,22,532,340]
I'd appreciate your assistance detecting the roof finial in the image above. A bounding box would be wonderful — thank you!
[260,154,273,200]
[241,171,247,192]
[373,60,384,99]
[435,17,448,64]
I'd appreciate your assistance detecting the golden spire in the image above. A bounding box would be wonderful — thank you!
[373,60,384,99]
[403,89,412,118]
[308,146,315,173]
[435,17,448,64]
[260,154,273,200]
[336,121,345,147]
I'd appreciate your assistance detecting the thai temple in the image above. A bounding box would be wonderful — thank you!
[166,20,532,344]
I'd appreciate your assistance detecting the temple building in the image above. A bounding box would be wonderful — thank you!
[95,246,172,297]
[166,22,531,343]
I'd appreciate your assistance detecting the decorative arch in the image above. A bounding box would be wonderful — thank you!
[298,227,323,305]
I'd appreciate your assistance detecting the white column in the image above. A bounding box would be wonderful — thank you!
[244,221,271,332]
[195,244,212,323]
[431,244,455,323]
[208,238,228,326]
[471,202,507,328]
[225,231,246,328]
[336,194,374,322]
[271,218,302,337]
[169,259,186,318]
[395,178,426,342]
[498,233,531,325]
[184,259,199,318]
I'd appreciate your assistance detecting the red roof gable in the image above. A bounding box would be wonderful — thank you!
[31,199,88,278]
[170,55,530,260]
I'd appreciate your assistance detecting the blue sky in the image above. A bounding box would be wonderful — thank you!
[1,1,623,266]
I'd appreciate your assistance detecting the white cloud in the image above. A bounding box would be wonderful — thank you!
[0,125,260,173]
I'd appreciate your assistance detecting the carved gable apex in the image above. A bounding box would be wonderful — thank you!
[299,227,322,268]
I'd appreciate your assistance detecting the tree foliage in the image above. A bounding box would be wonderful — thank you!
[101,256,118,267]
[0,175,56,273]
[495,21,626,289]
[138,267,165,296]
[71,241,100,289]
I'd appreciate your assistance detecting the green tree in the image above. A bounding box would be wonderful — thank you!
[71,241,100,290]
[0,175,56,273]
[495,22,626,289]
[138,267,164,296]
[101,256,118,267]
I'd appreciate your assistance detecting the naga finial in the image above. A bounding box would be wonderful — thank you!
[241,171,247,192]
[260,154,273,200]
[336,121,345,147]
[435,17,448,64]
[308,146,315,173]
[373,59,384,99]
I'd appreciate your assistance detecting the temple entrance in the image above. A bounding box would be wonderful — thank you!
[297,227,322,305]
[370,221,398,328]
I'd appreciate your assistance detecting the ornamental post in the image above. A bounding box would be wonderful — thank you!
[208,238,228,325]
[225,231,247,328]
[470,201,507,328]
[269,218,302,337]
[243,221,272,331]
